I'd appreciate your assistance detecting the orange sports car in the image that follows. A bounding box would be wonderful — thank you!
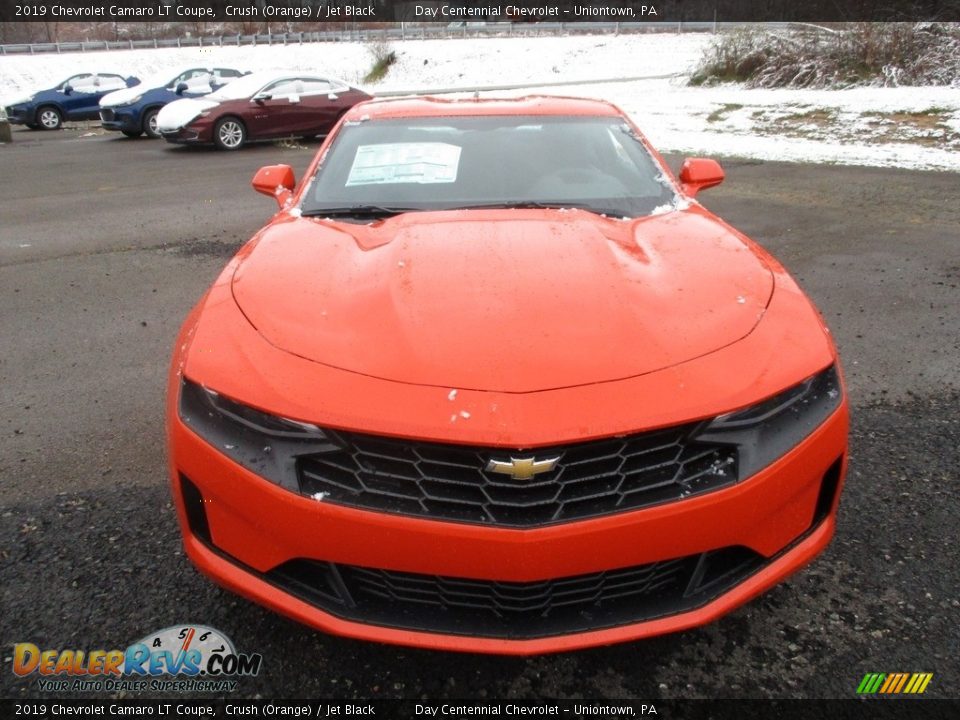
[167,95,848,654]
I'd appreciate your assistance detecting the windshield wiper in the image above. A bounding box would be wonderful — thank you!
[301,205,422,219]
[301,202,636,220]
[445,201,630,216]
[446,201,570,211]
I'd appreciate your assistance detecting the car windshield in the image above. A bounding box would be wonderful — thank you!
[120,70,176,90]
[57,74,90,88]
[300,115,678,219]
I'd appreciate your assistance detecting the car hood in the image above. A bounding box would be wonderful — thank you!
[156,97,218,131]
[100,86,143,107]
[231,208,774,393]
[5,93,34,106]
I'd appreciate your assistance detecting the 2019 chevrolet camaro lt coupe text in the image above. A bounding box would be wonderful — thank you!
[167,96,849,654]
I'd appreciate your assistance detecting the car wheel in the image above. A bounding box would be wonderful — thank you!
[214,117,246,150]
[37,106,62,130]
[142,108,161,139]
[122,130,142,138]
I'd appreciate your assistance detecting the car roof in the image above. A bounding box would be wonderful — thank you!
[60,71,128,78]
[207,70,347,98]
[342,95,624,121]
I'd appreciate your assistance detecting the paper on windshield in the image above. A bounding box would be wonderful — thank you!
[346,143,462,186]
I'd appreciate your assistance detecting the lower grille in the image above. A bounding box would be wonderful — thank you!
[267,548,764,639]
[99,108,115,122]
[297,424,737,528]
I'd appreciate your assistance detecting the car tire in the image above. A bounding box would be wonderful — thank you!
[37,106,63,130]
[213,117,246,150]
[122,130,142,138]
[142,108,161,139]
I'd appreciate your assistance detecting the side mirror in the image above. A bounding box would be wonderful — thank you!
[327,92,339,101]
[252,93,271,103]
[127,77,140,87]
[175,82,188,95]
[252,164,296,208]
[679,158,724,197]
[63,85,73,95]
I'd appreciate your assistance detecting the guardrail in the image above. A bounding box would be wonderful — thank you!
[0,21,763,55]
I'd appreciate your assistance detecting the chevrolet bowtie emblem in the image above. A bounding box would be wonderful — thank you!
[485,456,559,480]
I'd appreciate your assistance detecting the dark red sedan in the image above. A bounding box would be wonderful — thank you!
[156,70,371,150]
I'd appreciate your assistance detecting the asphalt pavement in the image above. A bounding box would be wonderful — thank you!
[1,125,958,700]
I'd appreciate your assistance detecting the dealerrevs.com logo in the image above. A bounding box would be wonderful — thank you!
[857,672,934,695]
[12,625,262,693]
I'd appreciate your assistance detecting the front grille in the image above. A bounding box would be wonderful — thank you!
[297,424,737,527]
[267,547,764,639]
[99,108,115,122]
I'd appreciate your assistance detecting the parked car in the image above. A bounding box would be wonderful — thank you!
[167,95,849,653]
[99,67,246,139]
[4,73,140,130]
[156,70,371,150]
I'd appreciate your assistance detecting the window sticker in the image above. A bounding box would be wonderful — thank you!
[346,143,462,186]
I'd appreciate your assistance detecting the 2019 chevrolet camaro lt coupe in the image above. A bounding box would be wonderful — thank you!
[168,96,849,654]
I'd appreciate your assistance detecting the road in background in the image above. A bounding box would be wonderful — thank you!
[1,127,957,699]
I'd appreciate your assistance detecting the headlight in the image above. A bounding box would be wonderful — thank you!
[178,378,333,491]
[697,365,842,479]
[124,94,143,105]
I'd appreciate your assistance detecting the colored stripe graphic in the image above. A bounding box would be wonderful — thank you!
[892,673,909,693]
[858,672,932,694]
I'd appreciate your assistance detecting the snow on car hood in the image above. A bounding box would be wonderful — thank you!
[100,86,142,107]
[156,98,218,132]
[231,208,775,393]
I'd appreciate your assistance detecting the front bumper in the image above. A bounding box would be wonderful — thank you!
[100,106,139,133]
[160,125,207,145]
[168,398,848,653]
[5,105,32,125]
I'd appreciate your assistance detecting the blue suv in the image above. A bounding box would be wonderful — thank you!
[99,67,246,138]
[5,73,140,130]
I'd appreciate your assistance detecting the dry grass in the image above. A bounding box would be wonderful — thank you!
[691,23,960,88]
[363,41,398,84]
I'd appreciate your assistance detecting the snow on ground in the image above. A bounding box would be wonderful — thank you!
[0,35,708,97]
[2,33,958,171]
[509,78,960,172]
